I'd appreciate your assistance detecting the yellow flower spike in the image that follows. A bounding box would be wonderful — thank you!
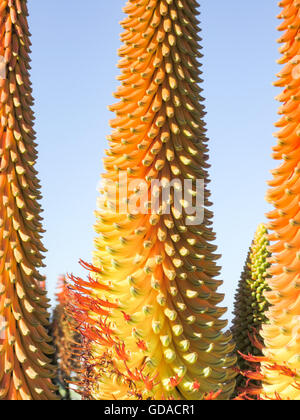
[71,0,236,400]
[0,0,58,401]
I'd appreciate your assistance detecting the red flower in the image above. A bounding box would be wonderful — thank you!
[169,374,183,388]
[192,380,200,391]
[139,370,160,391]
[115,343,130,362]
[136,339,147,351]
[267,363,297,378]
[238,351,268,364]
[204,389,222,400]
[121,311,131,322]
[99,317,114,336]
[79,259,103,274]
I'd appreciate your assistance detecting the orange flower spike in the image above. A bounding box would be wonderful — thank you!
[75,0,236,400]
[0,0,58,400]
[259,0,300,400]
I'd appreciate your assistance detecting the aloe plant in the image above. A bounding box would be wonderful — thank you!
[51,276,81,400]
[0,0,58,400]
[257,1,300,400]
[70,0,236,400]
[232,224,270,394]
[235,2,300,401]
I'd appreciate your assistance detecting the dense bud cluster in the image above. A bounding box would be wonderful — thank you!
[232,224,270,394]
[0,0,58,400]
[259,0,300,400]
[70,0,236,400]
[51,276,81,400]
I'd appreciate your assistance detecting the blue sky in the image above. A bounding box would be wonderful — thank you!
[28,0,279,322]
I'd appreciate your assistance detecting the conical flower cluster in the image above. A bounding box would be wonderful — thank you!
[51,276,81,400]
[0,0,57,400]
[71,0,236,400]
[231,224,270,393]
[259,0,300,400]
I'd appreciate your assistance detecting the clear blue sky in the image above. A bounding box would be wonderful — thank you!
[28,0,279,323]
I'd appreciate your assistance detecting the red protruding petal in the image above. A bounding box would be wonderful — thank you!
[121,311,131,322]
[192,380,201,391]
[204,389,222,400]
[136,339,147,351]
[267,363,297,378]
[293,382,300,391]
[169,374,183,388]
[114,343,130,362]
[238,351,268,364]
[79,259,103,274]
[248,328,264,352]
[239,369,264,381]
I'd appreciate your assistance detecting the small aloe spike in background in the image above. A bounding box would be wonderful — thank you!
[70,0,236,400]
[0,0,58,400]
[51,276,81,400]
[231,224,270,395]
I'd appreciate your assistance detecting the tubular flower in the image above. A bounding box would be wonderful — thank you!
[73,0,236,400]
[69,268,172,400]
[0,0,58,400]
[51,276,82,400]
[231,224,270,393]
[259,0,300,400]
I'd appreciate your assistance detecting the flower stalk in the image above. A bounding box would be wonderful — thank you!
[71,0,236,400]
[0,0,58,400]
